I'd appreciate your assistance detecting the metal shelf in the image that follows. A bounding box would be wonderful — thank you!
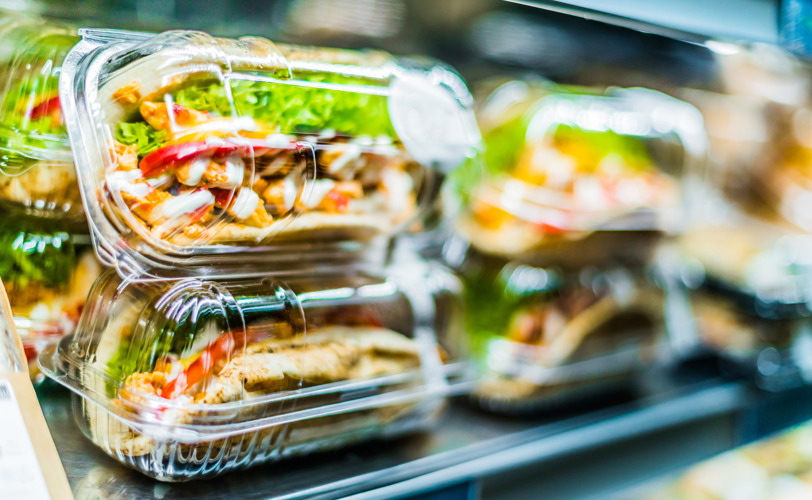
[37,375,760,500]
[508,0,781,46]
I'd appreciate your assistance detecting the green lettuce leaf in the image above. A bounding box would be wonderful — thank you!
[115,122,169,156]
[116,74,397,152]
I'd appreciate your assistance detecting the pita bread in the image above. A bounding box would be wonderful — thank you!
[167,212,388,246]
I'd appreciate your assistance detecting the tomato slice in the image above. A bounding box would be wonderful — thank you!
[28,96,61,121]
[325,190,350,213]
[209,187,232,207]
[139,141,210,176]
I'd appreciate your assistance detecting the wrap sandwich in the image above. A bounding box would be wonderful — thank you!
[0,19,80,218]
[463,258,664,410]
[95,37,448,249]
[451,84,683,261]
[0,217,100,379]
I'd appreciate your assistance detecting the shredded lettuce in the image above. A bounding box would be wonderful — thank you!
[115,74,397,155]
[481,115,527,175]
[115,122,169,156]
[1,74,62,134]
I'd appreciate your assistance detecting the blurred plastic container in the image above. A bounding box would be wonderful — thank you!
[645,423,812,500]
[659,216,812,390]
[39,264,461,481]
[447,82,705,264]
[0,215,100,381]
[0,17,81,219]
[448,244,668,414]
[59,28,480,278]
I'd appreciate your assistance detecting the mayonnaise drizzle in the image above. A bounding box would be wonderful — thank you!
[301,179,336,209]
[179,156,209,186]
[157,190,214,222]
[229,188,260,220]
[108,170,151,198]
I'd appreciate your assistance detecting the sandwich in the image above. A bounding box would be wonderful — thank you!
[98,43,426,247]
[465,262,663,407]
[76,273,430,462]
[0,21,80,217]
[452,87,679,260]
[0,219,99,377]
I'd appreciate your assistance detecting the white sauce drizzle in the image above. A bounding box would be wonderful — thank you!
[108,170,151,198]
[230,188,260,219]
[301,179,336,209]
[156,190,214,222]
[179,156,209,186]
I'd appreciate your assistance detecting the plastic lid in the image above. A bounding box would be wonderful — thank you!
[0,17,81,218]
[60,29,481,278]
[450,85,706,258]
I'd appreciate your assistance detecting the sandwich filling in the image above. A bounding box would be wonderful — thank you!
[107,76,421,245]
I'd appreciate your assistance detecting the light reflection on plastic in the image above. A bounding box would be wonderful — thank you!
[705,40,741,55]
[297,287,356,303]
[357,281,397,298]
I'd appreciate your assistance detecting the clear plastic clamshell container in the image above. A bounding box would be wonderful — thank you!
[448,83,706,261]
[39,265,458,481]
[0,18,81,219]
[454,247,668,413]
[59,28,480,278]
[1,215,100,380]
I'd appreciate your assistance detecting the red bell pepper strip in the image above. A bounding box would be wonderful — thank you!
[161,332,238,399]
[139,139,290,177]
[139,141,211,176]
[28,95,61,121]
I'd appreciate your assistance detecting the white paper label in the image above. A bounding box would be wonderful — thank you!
[0,380,51,500]
[388,72,480,172]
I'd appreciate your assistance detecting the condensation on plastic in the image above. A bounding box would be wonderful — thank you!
[39,266,459,481]
[0,216,101,380]
[0,17,81,219]
[454,248,668,413]
[59,28,481,279]
[449,82,707,259]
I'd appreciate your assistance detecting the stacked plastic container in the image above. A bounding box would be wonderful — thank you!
[37,28,480,480]
[659,52,812,390]
[444,80,707,412]
[0,17,103,380]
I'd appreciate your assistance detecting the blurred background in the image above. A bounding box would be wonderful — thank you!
[9,1,812,499]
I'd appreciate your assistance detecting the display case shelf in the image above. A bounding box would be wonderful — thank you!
[38,374,778,500]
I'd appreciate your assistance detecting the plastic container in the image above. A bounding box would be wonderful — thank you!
[451,246,668,413]
[447,83,706,262]
[0,18,81,219]
[646,423,812,500]
[0,215,101,380]
[659,217,812,390]
[59,28,481,278]
[39,264,460,481]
